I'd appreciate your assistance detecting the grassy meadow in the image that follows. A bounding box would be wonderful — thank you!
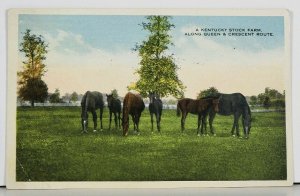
[16,107,287,181]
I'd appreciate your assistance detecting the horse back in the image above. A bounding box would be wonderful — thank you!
[123,92,145,114]
[218,93,248,115]
[81,91,104,111]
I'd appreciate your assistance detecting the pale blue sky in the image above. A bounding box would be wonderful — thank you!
[19,15,284,53]
[18,14,286,97]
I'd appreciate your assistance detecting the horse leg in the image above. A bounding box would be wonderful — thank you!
[209,112,216,135]
[136,113,141,134]
[114,112,118,129]
[197,114,201,135]
[109,111,112,130]
[150,112,154,132]
[81,118,88,133]
[202,115,207,135]
[131,115,136,132]
[118,112,121,130]
[92,110,97,132]
[99,108,103,131]
[232,113,240,137]
[156,113,160,132]
[181,112,187,132]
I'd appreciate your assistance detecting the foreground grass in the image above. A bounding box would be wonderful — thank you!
[16,107,286,181]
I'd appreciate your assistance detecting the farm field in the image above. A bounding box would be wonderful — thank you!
[16,107,287,181]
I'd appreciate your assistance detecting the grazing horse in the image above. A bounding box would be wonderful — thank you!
[81,91,104,133]
[106,93,121,130]
[207,93,251,138]
[122,92,145,136]
[177,98,219,135]
[148,92,163,132]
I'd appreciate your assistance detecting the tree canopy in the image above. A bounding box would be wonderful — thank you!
[18,78,48,107]
[18,29,49,106]
[197,87,219,99]
[129,16,185,98]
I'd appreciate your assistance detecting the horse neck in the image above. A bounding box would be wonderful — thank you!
[123,96,130,120]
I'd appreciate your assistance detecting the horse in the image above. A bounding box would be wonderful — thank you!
[81,91,104,133]
[207,93,252,138]
[106,93,121,130]
[122,92,145,136]
[148,92,163,132]
[176,98,219,135]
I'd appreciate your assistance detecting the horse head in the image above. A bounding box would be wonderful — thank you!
[212,98,220,113]
[148,92,155,104]
[106,94,113,108]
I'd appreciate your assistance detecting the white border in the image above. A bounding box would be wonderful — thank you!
[6,8,293,189]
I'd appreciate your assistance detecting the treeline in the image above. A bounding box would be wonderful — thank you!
[249,87,285,109]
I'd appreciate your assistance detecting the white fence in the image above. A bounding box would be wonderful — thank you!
[17,102,284,113]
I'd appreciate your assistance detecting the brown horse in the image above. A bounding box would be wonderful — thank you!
[177,98,219,135]
[122,92,145,136]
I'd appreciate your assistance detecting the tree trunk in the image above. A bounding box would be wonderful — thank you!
[31,100,34,107]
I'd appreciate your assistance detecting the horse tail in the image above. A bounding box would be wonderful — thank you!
[176,102,181,117]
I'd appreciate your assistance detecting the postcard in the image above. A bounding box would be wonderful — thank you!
[6,8,292,189]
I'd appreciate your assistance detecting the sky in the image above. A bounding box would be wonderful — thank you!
[18,14,286,98]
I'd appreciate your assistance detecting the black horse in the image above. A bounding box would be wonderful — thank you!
[122,92,145,136]
[148,92,163,132]
[81,91,104,133]
[207,93,251,138]
[106,93,121,130]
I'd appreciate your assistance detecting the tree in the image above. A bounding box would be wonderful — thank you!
[62,93,71,103]
[263,96,271,109]
[18,29,48,107]
[111,89,119,98]
[18,78,48,107]
[49,89,62,103]
[197,87,219,99]
[129,16,185,98]
[70,92,79,103]
[249,95,258,106]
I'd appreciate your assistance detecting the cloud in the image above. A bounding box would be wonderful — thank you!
[23,30,140,95]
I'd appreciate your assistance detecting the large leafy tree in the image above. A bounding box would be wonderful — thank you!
[129,16,185,98]
[18,29,48,107]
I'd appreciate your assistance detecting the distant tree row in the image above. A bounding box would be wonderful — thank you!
[249,87,285,109]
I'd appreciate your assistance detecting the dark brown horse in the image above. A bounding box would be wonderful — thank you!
[177,98,219,135]
[122,92,145,136]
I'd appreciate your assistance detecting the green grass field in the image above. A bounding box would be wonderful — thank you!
[16,107,287,181]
